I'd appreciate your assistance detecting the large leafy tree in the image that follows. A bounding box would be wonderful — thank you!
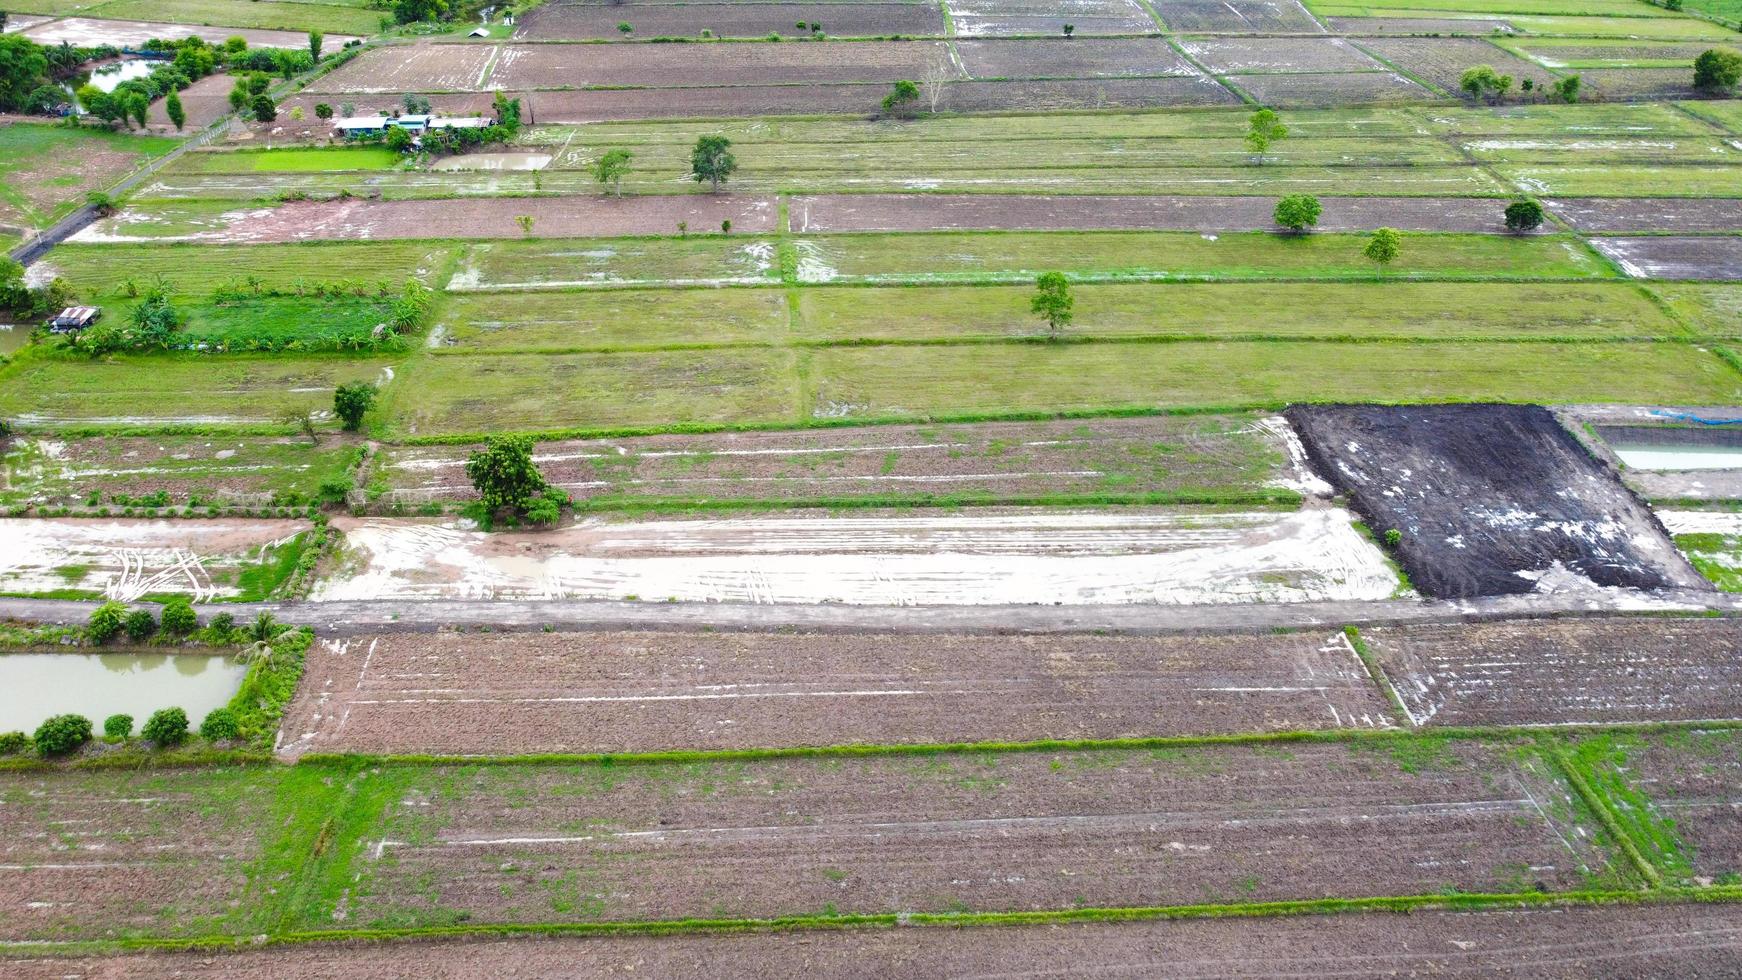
[0,35,49,113]
[690,135,737,193]
[466,435,549,516]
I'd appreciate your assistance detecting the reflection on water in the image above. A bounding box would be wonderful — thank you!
[0,324,28,356]
[85,59,156,94]
[1613,445,1742,471]
[0,651,248,732]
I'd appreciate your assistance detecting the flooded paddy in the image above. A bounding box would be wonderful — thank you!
[0,650,247,732]
[1597,424,1742,471]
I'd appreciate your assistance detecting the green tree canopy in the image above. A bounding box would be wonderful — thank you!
[466,435,550,516]
[1245,107,1287,163]
[1273,193,1322,232]
[1694,48,1742,93]
[690,135,737,193]
[1030,271,1074,339]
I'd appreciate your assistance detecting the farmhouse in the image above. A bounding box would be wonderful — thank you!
[333,113,492,138]
[46,306,100,332]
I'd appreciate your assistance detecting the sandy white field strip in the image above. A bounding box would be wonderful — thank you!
[312,509,1399,605]
[0,519,305,601]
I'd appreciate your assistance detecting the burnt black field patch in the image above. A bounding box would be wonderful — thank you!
[1286,403,1708,599]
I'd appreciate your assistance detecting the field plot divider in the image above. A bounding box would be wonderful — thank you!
[1339,626,1413,727]
[1547,746,1664,888]
[1345,39,1450,99]
[1131,0,1169,31]
[1162,36,1249,104]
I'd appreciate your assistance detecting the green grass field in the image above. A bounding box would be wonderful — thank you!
[1651,284,1742,337]
[453,237,780,289]
[47,242,456,297]
[90,0,384,34]
[171,147,405,174]
[0,124,179,230]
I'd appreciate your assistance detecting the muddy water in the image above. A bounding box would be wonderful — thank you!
[1613,445,1742,471]
[430,152,551,171]
[0,651,248,732]
[0,322,30,356]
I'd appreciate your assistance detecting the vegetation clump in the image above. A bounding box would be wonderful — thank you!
[199,707,240,741]
[1694,48,1742,94]
[103,713,134,739]
[0,731,29,755]
[87,601,127,644]
[1273,194,1322,233]
[33,714,92,756]
[1505,199,1546,233]
[142,707,190,747]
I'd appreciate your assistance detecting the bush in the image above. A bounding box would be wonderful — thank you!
[124,608,157,642]
[160,597,198,636]
[142,707,189,747]
[1694,48,1742,93]
[0,731,29,755]
[199,707,241,741]
[34,714,92,756]
[87,601,127,643]
[1504,199,1545,233]
[1273,193,1322,232]
[103,713,134,739]
[334,381,376,431]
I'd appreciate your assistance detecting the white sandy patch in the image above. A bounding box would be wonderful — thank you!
[312,509,1399,606]
[1657,510,1742,535]
[0,519,307,601]
[1255,416,1334,496]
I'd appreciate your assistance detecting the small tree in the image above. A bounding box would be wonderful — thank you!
[920,57,951,113]
[1459,65,1512,104]
[1273,193,1321,233]
[385,126,414,153]
[402,93,432,114]
[199,707,240,741]
[124,608,157,642]
[160,597,198,636]
[594,148,632,198]
[104,714,133,739]
[1062,23,1075,36]
[0,731,30,755]
[1363,227,1401,274]
[308,30,324,62]
[88,601,127,643]
[1030,272,1074,339]
[1551,75,1580,104]
[1504,199,1545,234]
[334,382,376,432]
[690,135,737,193]
[125,92,149,130]
[618,21,633,34]
[250,94,277,123]
[721,219,732,234]
[1694,48,1742,94]
[515,214,535,237]
[142,707,189,747]
[1245,107,1287,164]
[315,102,334,121]
[466,435,549,517]
[882,79,920,116]
[33,714,92,756]
[165,89,186,131]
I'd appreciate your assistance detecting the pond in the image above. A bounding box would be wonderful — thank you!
[84,59,157,94]
[1597,424,1742,472]
[0,650,249,733]
[0,322,30,357]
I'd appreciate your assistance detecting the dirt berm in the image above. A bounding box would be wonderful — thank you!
[1285,403,1707,598]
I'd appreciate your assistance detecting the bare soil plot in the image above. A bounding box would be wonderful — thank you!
[947,0,1157,36]
[1593,236,1742,281]
[447,235,780,288]
[0,518,307,601]
[1580,68,1698,101]
[1586,730,1742,885]
[1549,198,1742,233]
[19,904,1742,979]
[20,16,356,48]
[372,414,1293,505]
[1363,619,1742,728]
[1154,0,1324,32]
[1180,36,1384,74]
[1355,36,1555,95]
[517,2,945,39]
[1,435,358,508]
[486,39,953,88]
[942,75,1238,110]
[146,71,234,132]
[1512,40,1715,70]
[1227,71,1431,108]
[305,43,497,94]
[954,38,1196,79]
[344,742,1624,928]
[278,627,1392,758]
[788,193,1523,232]
[89,194,777,243]
[1326,14,1514,32]
[0,769,267,942]
[311,507,1400,605]
[1286,404,1708,598]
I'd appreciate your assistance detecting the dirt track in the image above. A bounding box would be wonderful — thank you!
[276,628,1393,758]
[1366,618,1742,728]
[12,903,1742,978]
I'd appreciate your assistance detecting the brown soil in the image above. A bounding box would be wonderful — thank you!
[954,38,1196,79]
[304,44,498,95]
[1228,71,1432,108]
[276,627,1392,758]
[14,903,1742,978]
[1152,0,1322,32]
[1364,619,1742,727]
[371,414,1283,505]
[1592,236,1742,281]
[1581,68,1698,101]
[1617,730,1741,884]
[0,771,263,942]
[1550,198,1742,233]
[1181,36,1384,74]
[161,194,778,244]
[484,39,952,88]
[1354,37,1554,96]
[146,73,235,134]
[517,2,944,40]
[344,742,1617,927]
[788,193,1527,233]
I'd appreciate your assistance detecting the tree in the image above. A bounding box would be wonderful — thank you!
[618,21,633,34]
[334,382,375,432]
[465,435,549,516]
[33,714,91,756]
[0,35,49,113]
[384,126,413,152]
[594,148,632,198]
[250,94,276,123]
[141,707,189,747]
[1459,65,1513,104]
[1363,227,1400,273]
[165,89,186,131]
[1245,107,1287,164]
[314,102,333,120]
[78,84,125,127]
[402,93,432,114]
[1030,272,1074,339]
[920,57,951,113]
[882,78,919,116]
[308,30,324,62]
[1063,23,1075,36]
[690,135,736,193]
[124,608,157,642]
[1694,48,1742,94]
[515,214,534,237]
[1552,75,1581,104]
[1273,193,1321,233]
[721,219,732,234]
[124,91,149,130]
[1504,199,1545,233]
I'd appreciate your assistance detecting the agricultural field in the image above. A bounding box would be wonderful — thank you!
[0,124,178,237]
[9,0,384,35]
[0,517,311,601]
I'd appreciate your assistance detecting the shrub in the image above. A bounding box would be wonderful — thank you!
[334,381,376,431]
[87,601,127,643]
[160,597,198,636]
[1273,193,1322,232]
[142,707,189,747]
[199,707,240,741]
[103,713,134,739]
[124,608,157,642]
[0,731,29,755]
[34,714,92,756]
[1504,199,1545,233]
[1694,48,1742,93]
